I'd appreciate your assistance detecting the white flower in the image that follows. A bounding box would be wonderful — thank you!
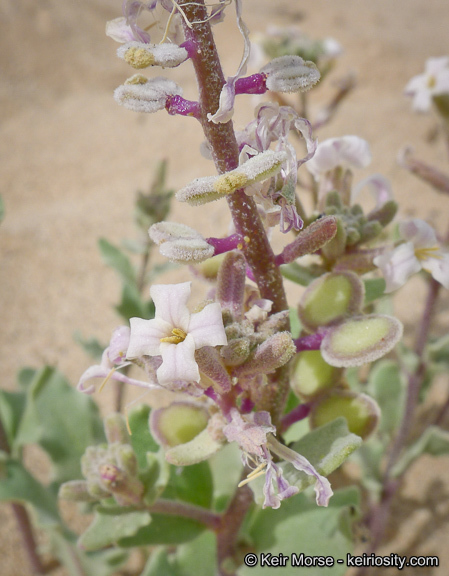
[306,136,372,180]
[223,409,332,509]
[126,282,227,385]
[405,57,449,112]
[78,326,159,394]
[373,219,449,292]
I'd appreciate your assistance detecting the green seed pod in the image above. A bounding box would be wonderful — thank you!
[321,314,403,367]
[149,402,210,448]
[298,271,365,332]
[310,390,380,439]
[290,350,343,400]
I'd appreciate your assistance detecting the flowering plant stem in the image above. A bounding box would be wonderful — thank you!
[356,274,443,574]
[0,420,51,575]
[177,0,290,421]
[175,1,290,569]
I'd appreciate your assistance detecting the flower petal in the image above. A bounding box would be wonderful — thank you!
[106,17,136,43]
[207,0,250,123]
[423,253,449,289]
[399,218,437,248]
[78,355,156,394]
[127,317,171,358]
[306,135,372,179]
[107,326,131,364]
[157,334,199,384]
[150,282,191,331]
[373,242,421,292]
[188,302,227,349]
[352,173,393,209]
[267,435,333,507]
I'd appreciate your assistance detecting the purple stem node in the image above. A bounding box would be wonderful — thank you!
[206,233,244,255]
[279,403,311,434]
[166,95,201,119]
[235,73,268,95]
[294,332,325,352]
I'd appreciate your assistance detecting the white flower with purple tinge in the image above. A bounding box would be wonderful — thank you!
[405,57,449,112]
[373,218,449,292]
[106,1,175,44]
[306,135,372,180]
[207,0,250,123]
[223,409,333,509]
[78,326,159,394]
[126,282,227,386]
[236,102,317,232]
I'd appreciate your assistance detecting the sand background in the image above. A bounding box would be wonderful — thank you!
[1,0,449,574]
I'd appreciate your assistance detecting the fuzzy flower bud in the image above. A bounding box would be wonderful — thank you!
[176,150,287,205]
[277,216,337,265]
[234,332,296,376]
[195,346,233,394]
[261,55,320,93]
[220,337,251,366]
[149,222,214,263]
[114,76,182,113]
[117,42,188,69]
[99,462,144,506]
[59,480,96,503]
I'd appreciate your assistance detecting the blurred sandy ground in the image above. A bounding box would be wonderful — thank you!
[1,0,449,574]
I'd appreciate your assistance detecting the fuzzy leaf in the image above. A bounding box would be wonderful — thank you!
[115,284,155,321]
[73,332,106,360]
[78,506,152,551]
[363,278,386,304]
[174,531,217,576]
[50,531,128,576]
[0,389,27,455]
[240,488,360,575]
[118,514,205,547]
[14,366,105,485]
[141,548,177,576]
[127,405,159,469]
[281,262,320,286]
[118,462,213,546]
[281,418,362,493]
[0,454,60,526]
[368,360,404,435]
[392,426,449,478]
[428,332,449,365]
[98,238,137,287]
[209,443,243,510]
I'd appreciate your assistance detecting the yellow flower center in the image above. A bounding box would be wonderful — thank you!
[415,245,441,262]
[427,75,437,89]
[160,327,187,344]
